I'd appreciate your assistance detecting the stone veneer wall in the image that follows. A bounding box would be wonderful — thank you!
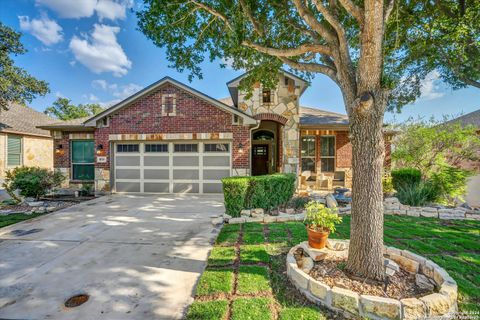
[237,75,301,174]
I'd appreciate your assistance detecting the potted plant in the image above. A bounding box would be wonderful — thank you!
[304,201,342,249]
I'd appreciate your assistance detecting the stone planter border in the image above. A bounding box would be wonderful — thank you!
[287,240,458,320]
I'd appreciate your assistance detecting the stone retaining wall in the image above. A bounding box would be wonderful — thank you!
[287,240,458,320]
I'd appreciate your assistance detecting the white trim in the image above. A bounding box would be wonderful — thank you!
[85,77,256,126]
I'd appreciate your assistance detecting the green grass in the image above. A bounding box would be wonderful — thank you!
[185,300,229,320]
[208,247,236,266]
[237,265,271,294]
[196,268,234,296]
[188,214,480,318]
[0,212,46,228]
[231,298,273,320]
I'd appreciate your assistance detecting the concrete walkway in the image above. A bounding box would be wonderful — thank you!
[0,194,224,320]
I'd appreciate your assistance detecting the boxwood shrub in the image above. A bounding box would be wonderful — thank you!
[391,168,422,191]
[222,173,296,217]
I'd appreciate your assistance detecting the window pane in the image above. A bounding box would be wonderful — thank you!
[204,143,229,152]
[320,137,335,157]
[117,144,139,153]
[262,89,271,103]
[7,135,22,166]
[73,164,94,180]
[174,144,198,152]
[301,136,315,157]
[72,141,94,163]
[145,144,168,152]
[301,158,315,172]
[321,158,335,172]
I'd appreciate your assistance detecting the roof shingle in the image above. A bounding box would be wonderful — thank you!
[0,103,55,137]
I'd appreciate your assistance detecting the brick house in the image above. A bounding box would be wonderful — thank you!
[39,71,391,194]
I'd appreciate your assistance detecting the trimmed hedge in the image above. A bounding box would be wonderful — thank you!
[222,173,296,217]
[391,168,421,191]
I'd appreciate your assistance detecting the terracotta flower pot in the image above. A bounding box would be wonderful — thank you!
[307,226,330,249]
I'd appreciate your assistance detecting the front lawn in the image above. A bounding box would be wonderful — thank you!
[0,212,47,228]
[186,215,480,319]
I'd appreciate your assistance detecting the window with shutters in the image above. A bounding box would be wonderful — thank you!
[7,135,22,166]
[71,140,94,180]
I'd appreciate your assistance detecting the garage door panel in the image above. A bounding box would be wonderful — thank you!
[144,169,169,180]
[144,156,169,166]
[144,182,170,193]
[116,169,140,179]
[203,169,230,180]
[173,169,199,180]
[203,156,230,167]
[116,182,141,192]
[173,183,199,193]
[116,156,140,166]
[203,183,223,193]
[172,156,199,166]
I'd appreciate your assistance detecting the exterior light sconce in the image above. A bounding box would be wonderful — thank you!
[96,144,104,156]
[238,143,244,154]
[55,144,64,156]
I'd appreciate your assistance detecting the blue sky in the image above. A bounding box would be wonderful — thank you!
[2,0,479,123]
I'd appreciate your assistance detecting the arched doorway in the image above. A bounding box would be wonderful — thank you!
[252,120,281,175]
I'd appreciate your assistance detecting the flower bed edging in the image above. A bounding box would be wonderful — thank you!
[287,240,458,320]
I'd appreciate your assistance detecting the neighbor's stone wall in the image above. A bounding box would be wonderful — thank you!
[238,75,301,174]
[23,135,53,170]
[287,240,458,320]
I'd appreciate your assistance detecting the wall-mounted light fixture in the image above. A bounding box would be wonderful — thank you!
[238,143,244,154]
[96,144,104,155]
[55,144,64,156]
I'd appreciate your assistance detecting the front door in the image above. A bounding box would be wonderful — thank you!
[252,144,269,176]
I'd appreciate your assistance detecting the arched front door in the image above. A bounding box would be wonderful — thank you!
[251,122,279,175]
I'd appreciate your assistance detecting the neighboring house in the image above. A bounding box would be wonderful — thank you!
[38,71,391,194]
[447,109,480,208]
[0,103,54,180]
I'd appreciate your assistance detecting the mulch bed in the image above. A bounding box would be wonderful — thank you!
[294,247,433,300]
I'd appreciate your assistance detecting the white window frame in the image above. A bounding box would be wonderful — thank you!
[300,135,316,173]
[161,93,176,116]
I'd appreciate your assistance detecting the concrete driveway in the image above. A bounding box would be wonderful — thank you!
[0,194,224,320]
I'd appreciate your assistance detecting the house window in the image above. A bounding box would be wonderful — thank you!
[301,136,315,172]
[117,144,139,153]
[262,89,273,104]
[71,140,94,180]
[162,93,176,116]
[205,143,229,152]
[145,144,168,153]
[174,143,198,152]
[320,136,335,172]
[99,117,109,127]
[232,114,240,124]
[7,135,22,166]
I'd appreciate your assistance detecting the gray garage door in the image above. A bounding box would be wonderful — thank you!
[114,141,231,194]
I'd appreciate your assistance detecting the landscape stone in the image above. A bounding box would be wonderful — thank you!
[309,278,331,303]
[325,194,338,208]
[401,250,426,266]
[331,287,359,315]
[299,256,314,273]
[420,293,451,317]
[421,207,439,218]
[401,298,426,320]
[299,242,328,261]
[440,281,458,302]
[228,217,245,224]
[360,295,401,320]
[433,266,450,286]
[211,217,223,225]
[416,274,435,291]
[27,201,44,207]
[289,266,309,290]
[389,253,419,273]
[240,209,251,217]
[263,215,277,223]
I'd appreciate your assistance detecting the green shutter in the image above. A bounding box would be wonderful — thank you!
[7,135,22,166]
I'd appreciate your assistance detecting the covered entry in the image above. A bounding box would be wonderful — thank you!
[113,141,231,193]
[251,119,282,175]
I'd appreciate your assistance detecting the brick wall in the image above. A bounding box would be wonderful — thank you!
[94,83,250,169]
[335,131,352,168]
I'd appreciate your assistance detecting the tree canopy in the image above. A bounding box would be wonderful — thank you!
[44,97,104,120]
[0,23,49,111]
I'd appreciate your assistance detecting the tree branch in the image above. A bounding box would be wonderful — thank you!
[291,0,336,44]
[188,0,233,31]
[278,57,337,81]
[242,41,332,57]
[338,0,364,26]
[384,0,395,23]
[239,0,264,36]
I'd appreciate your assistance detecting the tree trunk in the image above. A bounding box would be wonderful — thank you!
[345,97,387,281]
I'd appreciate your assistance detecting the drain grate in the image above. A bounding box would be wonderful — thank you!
[64,294,89,308]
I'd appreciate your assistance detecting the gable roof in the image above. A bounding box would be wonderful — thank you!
[446,109,480,128]
[1,102,55,137]
[300,106,349,128]
[84,77,257,126]
[37,116,94,131]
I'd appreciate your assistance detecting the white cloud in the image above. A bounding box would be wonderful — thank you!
[35,0,132,21]
[112,83,142,99]
[420,70,445,100]
[70,24,132,77]
[91,79,142,105]
[18,15,63,46]
[36,0,97,19]
[92,79,108,90]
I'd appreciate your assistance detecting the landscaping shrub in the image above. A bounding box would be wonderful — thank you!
[430,165,472,205]
[289,195,311,210]
[222,174,296,216]
[382,173,394,195]
[3,167,65,200]
[395,182,439,206]
[391,168,422,191]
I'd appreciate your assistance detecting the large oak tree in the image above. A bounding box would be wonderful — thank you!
[137,0,478,280]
